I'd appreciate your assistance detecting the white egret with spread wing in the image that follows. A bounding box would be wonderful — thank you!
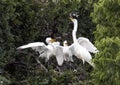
[69,17,96,67]
[17,37,64,66]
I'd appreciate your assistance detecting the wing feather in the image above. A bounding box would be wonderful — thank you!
[69,44,75,55]
[17,42,46,49]
[55,46,64,66]
[17,42,49,53]
[63,45,74,62]
[77,37,99,53]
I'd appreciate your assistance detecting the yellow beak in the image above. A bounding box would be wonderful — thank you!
[69,17,73,21]
[50,39,56,43]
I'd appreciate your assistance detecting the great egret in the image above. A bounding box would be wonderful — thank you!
[69,17,95,67]
[63,40,73,62]
[17,37,64,66]
[62,37,98,61]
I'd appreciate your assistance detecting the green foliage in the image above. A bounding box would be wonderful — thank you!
[91,0,120,85]
[92,37,120,85]
[0,75,10,85]
[94,25,120,40]
[0,0,96,84]
[91,0,120,27]
[91,0,120,40]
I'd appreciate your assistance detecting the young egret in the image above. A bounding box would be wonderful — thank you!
[63,40,73,62]
[17,37,64,66]
[69,17,95,67]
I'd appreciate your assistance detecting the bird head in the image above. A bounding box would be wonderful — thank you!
[46,37,56,44]
[69,17,77,24]
[63,40,68,46]
[69,12,79,18]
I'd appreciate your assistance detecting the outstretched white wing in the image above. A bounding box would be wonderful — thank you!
[69,44,75,55]
[17,42,51,60]
[55,46,64,66]
[63,44,74,62]
[17,42,48,53]
[77,37,99,53]
[17,42,46,49]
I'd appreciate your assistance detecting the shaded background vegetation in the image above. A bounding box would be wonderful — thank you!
[0,0,120,85]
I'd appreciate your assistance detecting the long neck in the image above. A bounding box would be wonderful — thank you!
[72,20,78,43]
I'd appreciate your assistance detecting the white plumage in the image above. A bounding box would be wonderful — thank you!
[77,37,99,53]
[17,18,99,67]
[63,40,73,62]
[69,17,96,67]
[17,37,64,66]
